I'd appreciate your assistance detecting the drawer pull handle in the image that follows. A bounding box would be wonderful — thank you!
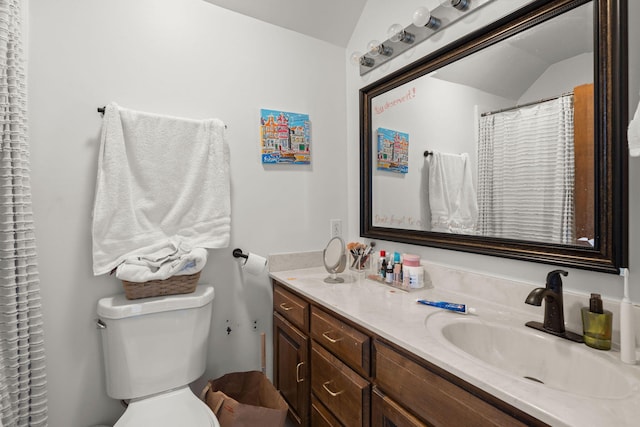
[279,303,293,311]
[322,331,343,343]
[296,362,304,383]
[322,381,344,397]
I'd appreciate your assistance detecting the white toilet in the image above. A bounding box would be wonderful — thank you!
[97,285,220,427]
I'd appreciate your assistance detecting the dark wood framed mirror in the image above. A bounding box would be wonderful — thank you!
[360,0,627,274]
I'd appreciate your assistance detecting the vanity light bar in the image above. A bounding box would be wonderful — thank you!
[358,0,495,76]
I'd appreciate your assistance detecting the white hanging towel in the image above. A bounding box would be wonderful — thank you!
[628,95,640,157]
[92,103,230,277]
[428,151,478,234]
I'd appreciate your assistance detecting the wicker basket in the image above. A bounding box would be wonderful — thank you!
[122,271,201,300]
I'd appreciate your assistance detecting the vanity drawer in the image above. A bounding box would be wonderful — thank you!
[311,343,370,427]
[311,395,343,427]
[311,306,371,376]
[374,341,528,427]
[274,284,309,332]
[372,387,426,427]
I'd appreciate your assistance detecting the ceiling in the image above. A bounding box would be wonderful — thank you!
[202,0,593,100]
[432,1,593,100]
[203,0,368,47]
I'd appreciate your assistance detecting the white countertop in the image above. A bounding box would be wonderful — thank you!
[270,266,640,427]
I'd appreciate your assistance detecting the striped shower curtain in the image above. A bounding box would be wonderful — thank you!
[476,94,575,244]
[0,0,48,426]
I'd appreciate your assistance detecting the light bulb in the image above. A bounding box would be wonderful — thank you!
[388,24,404,42]
[350,51,363,66]
[367,39,393,57]
[350,51,374,67]
[412,6,441,29]
[367,40,382,57]
[412,7,430,26]
[388,24,415,44]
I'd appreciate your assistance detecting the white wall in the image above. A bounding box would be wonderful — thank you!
[27,0,347,425]
[347,0,640,299]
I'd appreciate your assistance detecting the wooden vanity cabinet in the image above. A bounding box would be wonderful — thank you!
[273,284,310,426]
[273,281,373,426]
[273,279,546,427]
[374,340,546,427]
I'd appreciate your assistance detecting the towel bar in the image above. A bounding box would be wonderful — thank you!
[96,106,227,128]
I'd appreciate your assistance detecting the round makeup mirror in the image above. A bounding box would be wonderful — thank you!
[323,236,346,283]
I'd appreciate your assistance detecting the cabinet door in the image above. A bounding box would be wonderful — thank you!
[372,387,426,427]
[274,312,309,426]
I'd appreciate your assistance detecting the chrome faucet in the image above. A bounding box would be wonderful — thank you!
[525,269,583,343]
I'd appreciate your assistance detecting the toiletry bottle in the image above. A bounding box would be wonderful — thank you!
[386,259,394,284]
[393,252,402,286]
[379,251,387,279]
[402,260,410,288]
[368,249,379,277]
[402,254,424,289]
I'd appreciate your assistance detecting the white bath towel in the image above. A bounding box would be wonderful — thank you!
[92,103,230,276]
[428,152,478,233]
[628,96,640,157]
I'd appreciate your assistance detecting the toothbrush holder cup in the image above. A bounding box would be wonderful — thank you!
[349,253,370,274]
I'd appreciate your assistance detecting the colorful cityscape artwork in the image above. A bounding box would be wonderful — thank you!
[377,128,409,174]
[260,109,311,164]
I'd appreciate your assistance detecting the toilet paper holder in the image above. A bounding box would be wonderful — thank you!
[232,248,268,275]
[232,248,249,260]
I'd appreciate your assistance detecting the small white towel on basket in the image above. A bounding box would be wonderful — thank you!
[115,246,208,282]
[92,103,230,277]
[428,151,478,234]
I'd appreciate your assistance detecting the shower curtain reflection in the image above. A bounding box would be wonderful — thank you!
[476,93,576,244]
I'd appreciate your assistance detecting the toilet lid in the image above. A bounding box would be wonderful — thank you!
[114,387,220,427]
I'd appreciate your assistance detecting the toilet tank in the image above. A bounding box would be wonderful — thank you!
[97,285,214,400]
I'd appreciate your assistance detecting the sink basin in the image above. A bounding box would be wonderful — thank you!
[427,314,637,399]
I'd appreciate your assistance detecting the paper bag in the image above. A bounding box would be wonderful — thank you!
[201,371,288,427]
